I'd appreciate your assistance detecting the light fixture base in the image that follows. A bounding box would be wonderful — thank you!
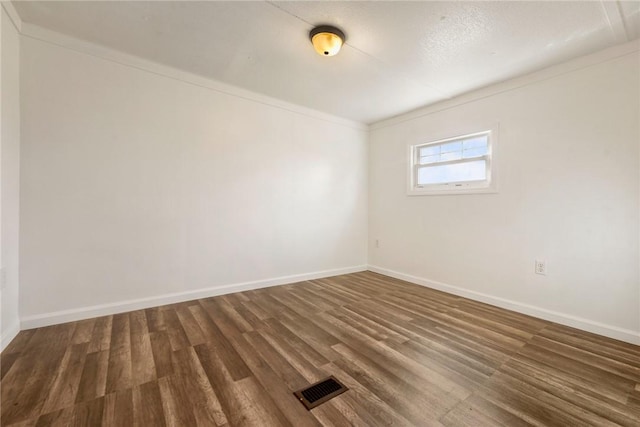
[309,25,346,57]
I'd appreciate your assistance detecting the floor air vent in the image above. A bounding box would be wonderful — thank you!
[294,376,348,410]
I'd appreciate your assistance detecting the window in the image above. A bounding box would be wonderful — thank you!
[408,128,497,195]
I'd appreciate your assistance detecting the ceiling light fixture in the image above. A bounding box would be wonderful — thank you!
[309,25,345,57]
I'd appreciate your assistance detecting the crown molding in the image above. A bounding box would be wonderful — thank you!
[371,39,640,131]
[19,22,368,132]
[601,0,629,43]
[1,1,22,32]
[8,6,639,134]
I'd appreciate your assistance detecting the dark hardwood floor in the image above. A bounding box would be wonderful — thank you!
[1,271,639,426]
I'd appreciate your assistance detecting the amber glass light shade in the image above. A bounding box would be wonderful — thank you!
[309,26,345,56]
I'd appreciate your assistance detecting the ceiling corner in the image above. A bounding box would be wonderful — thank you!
[2,1,23,33]
[601,0,630,43]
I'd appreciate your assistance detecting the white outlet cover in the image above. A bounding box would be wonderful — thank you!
[535,260,547,275]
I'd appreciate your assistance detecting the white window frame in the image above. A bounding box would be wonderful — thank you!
[407,125,498,196]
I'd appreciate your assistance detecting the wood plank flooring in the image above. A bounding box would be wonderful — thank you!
[2,271,639,426]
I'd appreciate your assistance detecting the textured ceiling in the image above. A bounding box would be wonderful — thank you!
[12,1,640,124]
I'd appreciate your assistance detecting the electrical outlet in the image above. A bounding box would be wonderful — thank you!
[535,260,547,275]
[375,239,380,248]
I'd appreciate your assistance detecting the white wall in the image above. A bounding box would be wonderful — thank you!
[10,22,639,347]
[19,36,368,324]
[1,6,21,350]
[369,46,640,343]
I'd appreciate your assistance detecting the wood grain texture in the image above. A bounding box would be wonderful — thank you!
[2,271,639,426]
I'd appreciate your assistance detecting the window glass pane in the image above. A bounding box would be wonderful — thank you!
[419,145,440,157]
[419,155,440,164]
[440,141,462,154]
[462,136,488,150]
[440,151,462,161]
[462,146,488,158]
[417,160,486,185]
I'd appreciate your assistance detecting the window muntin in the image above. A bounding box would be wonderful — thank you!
[409,130,496,195]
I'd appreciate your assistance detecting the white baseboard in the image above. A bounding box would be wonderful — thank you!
[21,265,367,330]
[368,265,640,346]
[1,320,21,352]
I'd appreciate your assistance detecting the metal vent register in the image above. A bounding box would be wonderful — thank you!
[293,376,348,410]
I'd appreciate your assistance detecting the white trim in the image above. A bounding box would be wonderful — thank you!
[20,265,367,329]
[371,40,640,130]
[1,1,22,33]
[18,23,366,132]
[407,127,498,196]
[406,124,499,196]
[601,0,629,43]
[367,265,640,346]
[1,0,22,354]
[1,320,20,352]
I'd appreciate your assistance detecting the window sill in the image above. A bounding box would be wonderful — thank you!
[407,186,498,196]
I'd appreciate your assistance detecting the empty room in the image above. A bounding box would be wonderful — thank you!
[1,1,639,426]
